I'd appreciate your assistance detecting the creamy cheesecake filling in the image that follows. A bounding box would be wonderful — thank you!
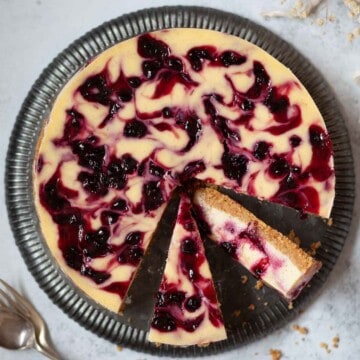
[148,194,226,346]
[34,28,334,312]
[193,187,322,301]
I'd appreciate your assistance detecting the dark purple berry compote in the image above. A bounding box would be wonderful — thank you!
[149,194,226,345]
[34,28,334,314]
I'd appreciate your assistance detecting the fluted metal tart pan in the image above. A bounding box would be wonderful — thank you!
[5,6,355,356]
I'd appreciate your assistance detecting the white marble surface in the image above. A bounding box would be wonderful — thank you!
[0,0,359,359]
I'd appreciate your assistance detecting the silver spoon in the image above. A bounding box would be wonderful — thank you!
[0,311,59,359]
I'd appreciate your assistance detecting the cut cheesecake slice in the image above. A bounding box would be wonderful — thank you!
[193,187,322,301]
[148,193,227,346]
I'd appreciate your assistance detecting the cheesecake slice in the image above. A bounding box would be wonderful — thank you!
[148,193,227,346]
[193,187,322,300]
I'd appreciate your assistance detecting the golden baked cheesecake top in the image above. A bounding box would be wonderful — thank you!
[34,28,334,312]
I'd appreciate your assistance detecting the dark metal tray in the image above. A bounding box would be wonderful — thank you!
[5,6,355,357]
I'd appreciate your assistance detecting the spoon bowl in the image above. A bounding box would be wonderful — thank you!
[0,311,35,351]
[0,279,60,359]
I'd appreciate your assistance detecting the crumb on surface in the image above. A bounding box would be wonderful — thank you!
[348,32,355,42]
[264,301,269,306]
[288,301,293,310]
[344,0,360,18]
[354,71,360,85]
[333,335,340,348]
[232,309,241,317]
[263,0,325,19]
[255,280,264,290]
[269,348,282,360]
[292,324,309,334]
[241,275,249,284]
[348,27,360,42]
[262,0,360,43]
[248,303,256,311]
[320,342,331,353]
[116,345,123,351]
[327,217,333,226]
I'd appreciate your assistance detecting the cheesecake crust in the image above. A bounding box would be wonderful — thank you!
[194,187,321,273]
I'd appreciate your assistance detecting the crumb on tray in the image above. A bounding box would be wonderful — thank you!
[255,280,264,290]
[308,241,321,256]
[197,342,210,348]
[288,230,301,245]
[241,275,249,284]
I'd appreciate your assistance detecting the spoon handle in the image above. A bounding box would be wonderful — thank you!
[34,341,62,360]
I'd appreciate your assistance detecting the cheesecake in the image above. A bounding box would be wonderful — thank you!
[33,28,334,313]
[193,187,322,300]
[148,193,226,346]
